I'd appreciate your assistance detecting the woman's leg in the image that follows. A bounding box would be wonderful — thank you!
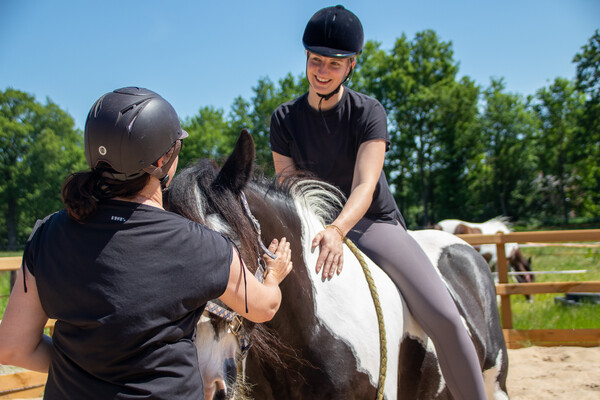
[347,218,487,400]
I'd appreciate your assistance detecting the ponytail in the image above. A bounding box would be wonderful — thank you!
[61,170,101,223]
[62,165,150,223]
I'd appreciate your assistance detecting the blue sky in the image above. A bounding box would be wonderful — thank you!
[1,0,598,130]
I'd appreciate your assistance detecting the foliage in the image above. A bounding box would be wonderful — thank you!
[354,32,481,226]
[179,106,235,169]
[2,30,600,247]
[473,79,538,221]
[0,88,85,250]
[573,30,600,218]
[531,78,586,223]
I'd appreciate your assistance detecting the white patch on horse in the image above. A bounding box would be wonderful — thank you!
[192,184,207,219]
[294,197,406,399]
[483,351,510,400]
[204,214,244,251]
[194,315,238,399]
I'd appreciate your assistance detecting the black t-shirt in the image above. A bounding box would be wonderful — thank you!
[270,87,405,226]
[24,200,232,399]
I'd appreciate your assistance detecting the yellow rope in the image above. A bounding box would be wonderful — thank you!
[343,237,387,400]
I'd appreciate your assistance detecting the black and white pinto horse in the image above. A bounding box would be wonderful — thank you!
[165,131,509,400]
[436,218,534,285]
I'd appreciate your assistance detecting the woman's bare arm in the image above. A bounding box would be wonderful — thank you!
[0,265,52,372]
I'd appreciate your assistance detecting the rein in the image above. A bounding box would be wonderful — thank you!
[342,236,387,400]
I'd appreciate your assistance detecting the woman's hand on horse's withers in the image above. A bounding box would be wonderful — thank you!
[263,237,293,285]
[312,229,344,279]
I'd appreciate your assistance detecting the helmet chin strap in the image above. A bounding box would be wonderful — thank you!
[311,64,354,135]
[143,140,182,190]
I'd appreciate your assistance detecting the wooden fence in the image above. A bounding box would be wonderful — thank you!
[457,229,600,349]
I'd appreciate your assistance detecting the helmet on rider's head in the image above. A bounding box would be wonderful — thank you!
[84,87,188,184]
[302,5,364,58]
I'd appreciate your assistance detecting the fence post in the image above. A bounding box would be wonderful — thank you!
[495,232,513,329]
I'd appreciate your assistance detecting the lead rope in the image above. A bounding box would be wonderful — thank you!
[343,236,387,400]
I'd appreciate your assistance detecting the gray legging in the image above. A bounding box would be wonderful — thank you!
[347,218,487,400]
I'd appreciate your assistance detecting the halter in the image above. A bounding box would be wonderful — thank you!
[203,301,252,359]
[202,190,277,359]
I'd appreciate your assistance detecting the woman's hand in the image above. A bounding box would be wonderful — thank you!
[312,226,344,279]
[262,238,293,285]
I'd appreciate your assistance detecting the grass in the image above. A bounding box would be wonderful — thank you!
[509,245,600,329]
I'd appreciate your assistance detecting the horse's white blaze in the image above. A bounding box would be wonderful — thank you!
[295,199,409,399]
[195,315,238,398]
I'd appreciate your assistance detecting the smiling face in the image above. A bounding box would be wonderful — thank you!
[306,51,355,108]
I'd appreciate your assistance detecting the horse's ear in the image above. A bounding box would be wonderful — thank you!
[214,129,256,192]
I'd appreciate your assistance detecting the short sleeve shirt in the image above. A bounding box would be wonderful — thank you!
[24,200,232,399]
[270,87,405,226]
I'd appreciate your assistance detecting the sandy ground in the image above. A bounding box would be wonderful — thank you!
[506,346,600,400]
[2,346,599,399]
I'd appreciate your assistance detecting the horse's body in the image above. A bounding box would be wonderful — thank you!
[165,131,509,400]
[437,218,534,285]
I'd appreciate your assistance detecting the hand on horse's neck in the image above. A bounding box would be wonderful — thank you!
[115,179,164,209]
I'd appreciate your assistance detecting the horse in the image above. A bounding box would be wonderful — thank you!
[436,218,535,286]
[164,130,509,400]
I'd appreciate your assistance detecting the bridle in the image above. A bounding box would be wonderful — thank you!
[202,190,277,359]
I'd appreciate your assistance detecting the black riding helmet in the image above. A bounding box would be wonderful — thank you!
[85,87,188,186]
[302,5,364,58]
[303,5,364,132]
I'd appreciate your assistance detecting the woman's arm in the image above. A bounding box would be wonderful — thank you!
[272,152,297,184]
[219,238,292,323]
[311,139,387,278]
[0,265,52,372]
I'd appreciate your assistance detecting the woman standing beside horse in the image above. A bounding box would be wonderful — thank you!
[0,87,292,399]
[270,6,487,399]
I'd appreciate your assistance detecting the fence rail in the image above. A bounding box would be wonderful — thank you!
[457,228,600,349]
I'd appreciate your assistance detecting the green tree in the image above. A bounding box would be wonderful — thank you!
[431,77,480,221]
[246,73,306,174]
[476,79,538,220]
[532,78,585,223]
[0,88,85,250]
[573,30,600,217]
[179,106,234,169]
[354,32,478,227]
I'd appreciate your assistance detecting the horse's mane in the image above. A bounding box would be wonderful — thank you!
[273,171,345,226]
[165,159,264,275]
[166,163,344,380]
[487,216,513,229]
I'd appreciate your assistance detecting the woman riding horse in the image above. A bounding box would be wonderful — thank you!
[270,6,487,399]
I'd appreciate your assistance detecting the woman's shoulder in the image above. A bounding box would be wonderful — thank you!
[345,87,384,109]
[273,93,309,117]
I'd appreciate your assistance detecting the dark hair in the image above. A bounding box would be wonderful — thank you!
[63,142,179,222]
[61,164,150,223]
